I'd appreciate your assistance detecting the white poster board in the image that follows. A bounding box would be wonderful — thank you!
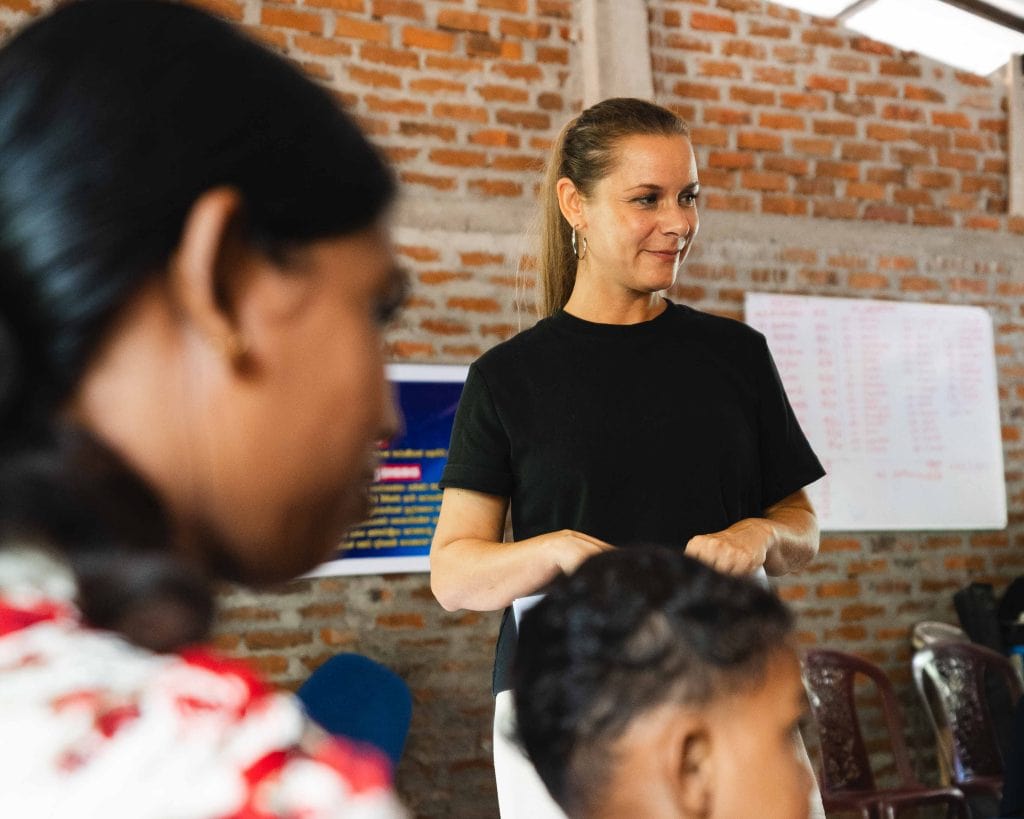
[745,293,1006,531]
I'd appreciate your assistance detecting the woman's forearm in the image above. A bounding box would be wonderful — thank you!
[761,491,820,576]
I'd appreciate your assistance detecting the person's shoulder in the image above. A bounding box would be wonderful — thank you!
[473,316,555,373]
[666,302,767,351]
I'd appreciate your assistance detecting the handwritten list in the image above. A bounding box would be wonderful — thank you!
[745,293,1006,531]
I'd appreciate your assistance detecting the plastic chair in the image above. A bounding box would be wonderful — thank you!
[912,621,969,651]
[296,652,413,769]
[802,649,969,819]
[913,641,1024,804]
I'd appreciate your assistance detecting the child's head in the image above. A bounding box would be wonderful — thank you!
[512,547,812,819]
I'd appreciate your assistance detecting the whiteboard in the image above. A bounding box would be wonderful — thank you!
[744,293,1006,531]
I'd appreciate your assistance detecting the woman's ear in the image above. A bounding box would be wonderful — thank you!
[675,720,714,818]
[168,186,250,365]
[555,176,585,231]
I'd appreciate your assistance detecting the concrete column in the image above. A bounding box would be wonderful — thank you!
[1010,54,1024,216]
[579,0,654,107]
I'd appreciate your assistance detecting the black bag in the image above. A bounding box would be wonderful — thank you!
[953,582,1004,653]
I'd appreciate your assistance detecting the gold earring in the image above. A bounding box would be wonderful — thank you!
[217,332,249,365]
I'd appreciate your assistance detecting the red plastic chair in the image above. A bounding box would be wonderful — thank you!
[912,641,1023,803]
[802,649,968,819]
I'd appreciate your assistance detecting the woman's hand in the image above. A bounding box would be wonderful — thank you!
[684,518,773,575]
[684,489,820,577]
[548,529,615,574]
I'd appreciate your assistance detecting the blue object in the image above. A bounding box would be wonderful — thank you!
[296,653,413,769]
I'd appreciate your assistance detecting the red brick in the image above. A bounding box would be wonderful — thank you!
[460,251,505,266]
[402,25,455,51]
[722,39,765,59]
[762,195,807,216]
[359,43,420,67]
[335,14,389,41]
[829,54,871,73]
[435,103,489,123]
[674,81,720,101]
[781,92,826,111]
[690,127,730,147]
[699,60,743,79]
[438,9,490,33]
[429,148,487,167]
[817,580,860,598]
[477,84,529,103]
[852,36,894,55]
[759,112,805,131]
[753,66,796,86]
[708,151,755,170]
[371,0,424,19]
[730,86,776,106]
[879,59,921,77]
[495,109,549,129]
[750,21,791,39]
[864,205,908,223]
[813,119,856,137]
[773,45,814,64]
[741,171,788,192]
[866,124,909,142]
[763,156,808,175]
[260,6,323,33]
[792,137,833,156]
[400,121,456,140]
[399,171,456,190]
[817,161,859,181]
[849,273,889,289]
[855,81,899,97]
[469,179,523,197]
[738,131,783,151]
[905,85,945,103]
[691,11,737,33]
[931,111,972,129]
[469,129,520,148]
[801,28,844,48]
[293,34,353,57]
[807,74,848,93]
[347,65,401,88]
[841,604,886,621]
[499,18,551,39]
[847,182,885,200]
[479,0,526,10]
[814,200,859,219]
[397,244,440,262]
[410,77,465,94]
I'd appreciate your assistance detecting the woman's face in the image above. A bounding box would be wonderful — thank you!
[198,222,405,582]
[577,134,700,296]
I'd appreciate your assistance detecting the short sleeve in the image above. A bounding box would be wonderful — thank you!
[754,334,826,509]
[439,363,514,497]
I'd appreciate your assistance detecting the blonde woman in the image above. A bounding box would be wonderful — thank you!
[431,98,826,818]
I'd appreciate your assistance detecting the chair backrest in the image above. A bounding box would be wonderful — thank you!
[803,649,918,795]
[296,652,413,769]
[912,620,969,651]
[912,641,1024,786]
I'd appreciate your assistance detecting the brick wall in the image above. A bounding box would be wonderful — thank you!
[2,0,1022,816]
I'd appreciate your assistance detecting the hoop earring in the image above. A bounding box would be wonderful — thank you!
[571,226,588,260]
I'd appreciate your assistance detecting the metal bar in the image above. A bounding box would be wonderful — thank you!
[940,0,1024,34]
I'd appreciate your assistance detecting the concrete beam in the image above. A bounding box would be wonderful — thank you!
[579,0,654,107]
[1009,54,1024,216]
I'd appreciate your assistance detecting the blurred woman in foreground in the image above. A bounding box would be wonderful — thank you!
[0,2,406,815]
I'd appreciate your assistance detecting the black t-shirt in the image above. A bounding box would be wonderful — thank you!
[439,300,825,693]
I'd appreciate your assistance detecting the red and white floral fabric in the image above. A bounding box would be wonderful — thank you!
[0,548,407,819]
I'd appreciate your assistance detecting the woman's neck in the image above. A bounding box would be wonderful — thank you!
[562,282,667,325]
